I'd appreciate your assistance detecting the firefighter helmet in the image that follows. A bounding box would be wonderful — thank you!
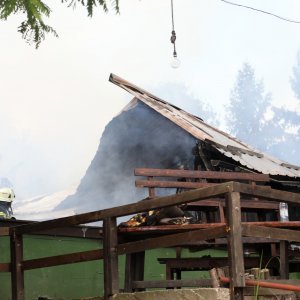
[0,188,15,203]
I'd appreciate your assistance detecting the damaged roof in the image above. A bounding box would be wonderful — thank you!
[109,73,300,178]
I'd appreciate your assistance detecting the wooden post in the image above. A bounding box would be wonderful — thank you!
[226,192,245,300]
[10,231,24,300]
[148,176,156,198]
[218,202,225,223]
[124,254,134,292]
[280,240,289,279]
[209,268,220,288]
[103,217,119,299]
[175,247,182,280]
[124,251,145,292]
[134,251,145,290]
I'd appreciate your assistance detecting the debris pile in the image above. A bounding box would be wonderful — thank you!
[119,203,193,227]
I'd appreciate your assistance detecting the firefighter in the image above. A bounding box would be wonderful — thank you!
[0,187,15,219]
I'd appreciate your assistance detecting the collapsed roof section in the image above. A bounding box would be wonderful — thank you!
[109,73,300,178]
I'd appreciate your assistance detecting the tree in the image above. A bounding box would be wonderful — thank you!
[226,61,300,166]
[291,51,300,100]
[268,50,300,165]
[0,0,119,48]
[280,50,300,164]
[226,63,271,150]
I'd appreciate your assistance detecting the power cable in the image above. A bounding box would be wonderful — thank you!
[170,0,177,56]
[170,0,180,68]
[171,0,175,31]
[221,0,300,24]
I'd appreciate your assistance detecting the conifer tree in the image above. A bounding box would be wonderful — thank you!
[226,63,271,150]
[268,50,300,164]
[0,0,119,48]
[291,51,300,100]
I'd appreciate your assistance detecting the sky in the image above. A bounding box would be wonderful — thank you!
[1,0,300,203]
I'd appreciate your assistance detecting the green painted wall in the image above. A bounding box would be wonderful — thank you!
[0,235,107,300]
[0,235,222,300]
[1,235,299,299]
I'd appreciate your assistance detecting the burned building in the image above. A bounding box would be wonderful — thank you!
[58,74,300,219]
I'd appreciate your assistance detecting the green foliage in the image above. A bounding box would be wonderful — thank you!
[0,0,120,48]
[64,0,120,17]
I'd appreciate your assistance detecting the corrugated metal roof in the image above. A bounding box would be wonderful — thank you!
[109,73,300,178]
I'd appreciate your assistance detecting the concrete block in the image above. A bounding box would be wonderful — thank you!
[110,288,230,300]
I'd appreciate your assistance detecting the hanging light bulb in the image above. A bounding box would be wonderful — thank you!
[171,50,181,69]
[170,0,180,69]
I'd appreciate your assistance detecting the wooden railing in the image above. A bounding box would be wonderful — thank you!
[134,168,270,196]
[135,168,276,223]
[1,181,300,300]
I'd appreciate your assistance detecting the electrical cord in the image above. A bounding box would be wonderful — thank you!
[221,0,300,24]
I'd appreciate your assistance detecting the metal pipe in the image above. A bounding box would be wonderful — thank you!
[220,276,300,292]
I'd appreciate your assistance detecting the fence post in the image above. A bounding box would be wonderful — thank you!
[226,191,245,300]
[10,230,24,300]
[280,240,289,279]
[103,217,119,299]
[124,251,145,292]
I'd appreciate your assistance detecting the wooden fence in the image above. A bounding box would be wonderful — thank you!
[1,181,300,300]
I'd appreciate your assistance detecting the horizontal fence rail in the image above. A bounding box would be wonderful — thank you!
[134,168,270,181]
[235,182,300,204]
[12,182,235,235]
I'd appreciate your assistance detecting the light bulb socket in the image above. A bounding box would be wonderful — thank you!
[173,50,177,58]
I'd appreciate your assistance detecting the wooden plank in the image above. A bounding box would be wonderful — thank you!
[242,224,300,242]
[234,182,300,205]
[14,182,234,235]
[188,198,277,209]
[157,257,275,270]
[226,191,245,299]
[135,168,270,181]
[119,221,300,234]
[280,240,289,279]
[187,199,224,207]
[103,217,119,299]
[10,232,24,300]
[22,249,103,270]
[239,199,278,210]
[123,236,278,246]
[0,220,102,239]
[132,279,212,289]
[117,225,227,255]
[136,180,214,189]
[215,237,278,244]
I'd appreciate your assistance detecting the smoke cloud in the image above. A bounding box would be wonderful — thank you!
[57,101,196,212]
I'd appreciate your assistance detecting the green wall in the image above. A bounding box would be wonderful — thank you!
[1,235,106,300]
[0,234,222,300]
[2,234,299,299]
